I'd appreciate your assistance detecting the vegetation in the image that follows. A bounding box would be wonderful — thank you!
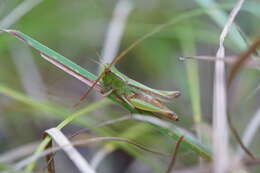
[0,0,260,173]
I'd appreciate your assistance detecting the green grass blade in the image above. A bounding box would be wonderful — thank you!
[107,123,165,172]
[134,115,212,161]
[178,26,202,124]
[25,99,111,171]
[0,84,113,128]
[2,29,97,86]
[0,84,114,170]
[0,85,69,117]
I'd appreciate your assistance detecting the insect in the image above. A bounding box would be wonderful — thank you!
[77,53,181,121]
[2,29,181,121]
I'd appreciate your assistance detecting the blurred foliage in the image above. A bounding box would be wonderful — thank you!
[1,0,260,173]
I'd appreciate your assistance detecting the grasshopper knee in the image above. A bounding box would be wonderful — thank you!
[167,113,179,121]
[172,91,181,98]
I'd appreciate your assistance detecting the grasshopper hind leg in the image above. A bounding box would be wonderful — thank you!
[129,94,179,121]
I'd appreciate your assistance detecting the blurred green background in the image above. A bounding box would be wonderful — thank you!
[0,0,260,172]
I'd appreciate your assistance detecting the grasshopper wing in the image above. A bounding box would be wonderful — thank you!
[110,67,180,101]
[129,94,179,121]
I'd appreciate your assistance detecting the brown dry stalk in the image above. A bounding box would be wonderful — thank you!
[166,136,184,173]
[227,38,260,87]
[227,38,260,160]
[42,133,55,173]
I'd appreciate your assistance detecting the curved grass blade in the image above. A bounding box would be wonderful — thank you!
[0,85,69,117]
[133,115,212,161]
[25,99,112,171]
[1,29,98,88]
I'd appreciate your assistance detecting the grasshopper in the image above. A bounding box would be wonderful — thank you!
[1,29,181,121]
[78,54,181,121]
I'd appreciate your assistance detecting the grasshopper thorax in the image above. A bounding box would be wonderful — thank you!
[100,65,132,96]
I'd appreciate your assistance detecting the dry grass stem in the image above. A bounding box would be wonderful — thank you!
[166,136,184,173]
[213,0,245,172]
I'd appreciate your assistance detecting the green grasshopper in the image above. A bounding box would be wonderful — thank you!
[78,54,181,121]
[1,29,181,121]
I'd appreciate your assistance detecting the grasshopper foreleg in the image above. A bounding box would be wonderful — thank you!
[121,95,135,109]
[102,89,115,97]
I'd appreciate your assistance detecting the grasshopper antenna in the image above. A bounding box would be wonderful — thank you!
[73,52,110,107]
[88,58,105,68]
[73,56,121,107]
[73,40,136,106]
[74,18,169,106]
